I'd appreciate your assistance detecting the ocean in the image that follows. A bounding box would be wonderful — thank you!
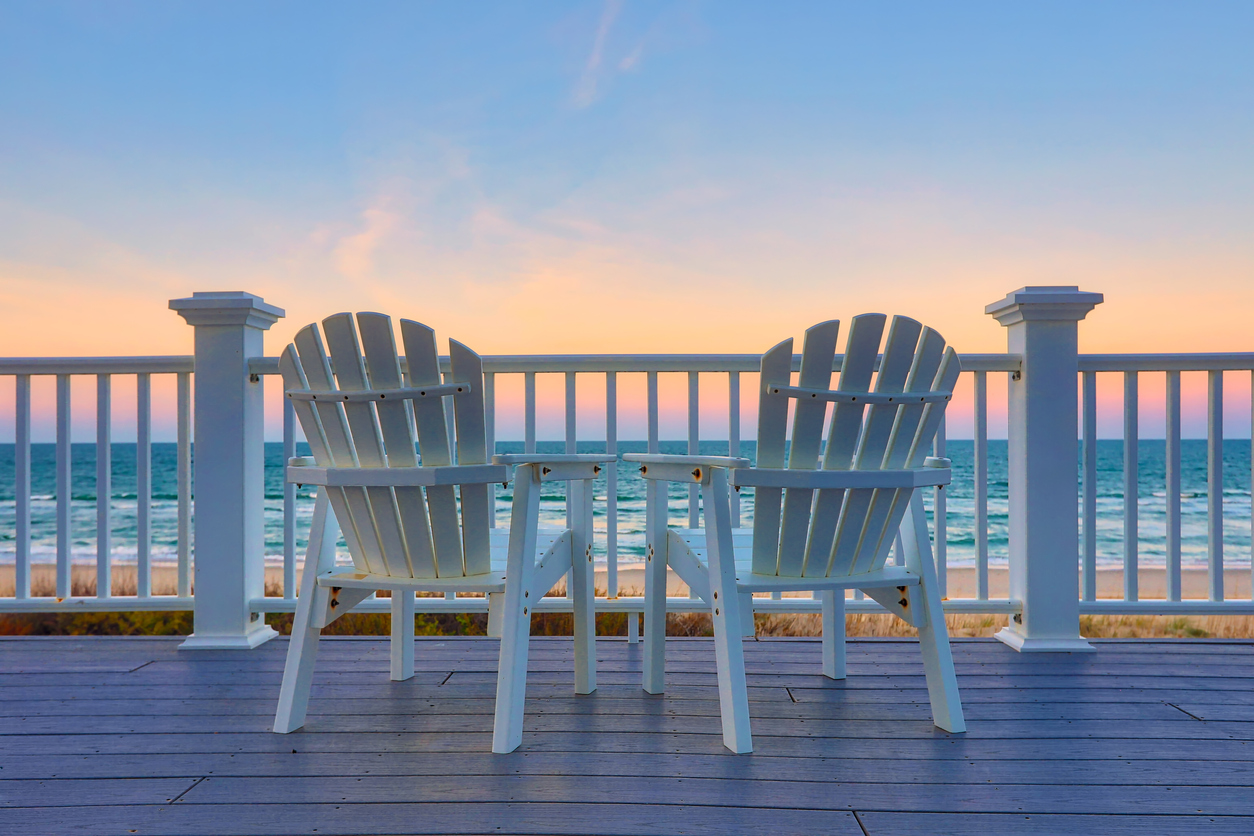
[0,440,1250,570]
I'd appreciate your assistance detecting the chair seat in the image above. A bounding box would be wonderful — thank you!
[668,527,920,593]
[315,526,571,594]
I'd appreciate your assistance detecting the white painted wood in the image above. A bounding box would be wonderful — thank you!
[177,371,192,599]
[1208,369,1224,602]
[647,371,659,454]
[642,476,667,694]
[750,338,792,576]
[14,375,31,600]
[570,478,597,694]
[932,415,947,598]
[390,590,415,681]
[493,463,540,753]
[703,468,752,753]
[273,314,598,752]
[1081,371,1097,602]
[401,320,462,577]
[606,371,618,598]
[96,374,112,599]
[56,373,71,600]
[274,490,337,733]
[778,320,839,577]
[821,589,845,679]
[136,373,152,599]
[987,286,1101,652]
[170,291,283,649]
[524,371,536,454]
[282,398,296,599]
[485,371,497,529]
[728,370,741,528]
[451,339,491,576]
[688,371,700,529]
[1124,371,1139,602]
[903,492,966,732]
[1166,370,1182,602]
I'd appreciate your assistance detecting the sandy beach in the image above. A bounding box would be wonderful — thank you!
[3,562,1249,602]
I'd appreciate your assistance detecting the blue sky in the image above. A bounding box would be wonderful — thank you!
[1,1,1252,438]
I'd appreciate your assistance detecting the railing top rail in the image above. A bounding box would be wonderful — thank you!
[1078,353,1254,372]
[0,356,194,375]
[247,352,1023,376]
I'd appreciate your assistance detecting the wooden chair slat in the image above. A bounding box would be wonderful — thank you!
[321,313,387,468]
[776,321,839,577]
[803,315,884,577]
[907,347,962,467]
[400,320,463,577]
[322,313,412,577]
[356,313,433,578]
[450,339,491,576]
[293,324,357,467]
[750,338,793,575]
[883,327,946,469]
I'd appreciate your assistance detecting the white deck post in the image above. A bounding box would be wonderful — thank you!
[987,287,1101,652]
[170,291,285,650]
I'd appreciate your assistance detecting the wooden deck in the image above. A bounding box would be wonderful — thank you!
[2,636,1253,835]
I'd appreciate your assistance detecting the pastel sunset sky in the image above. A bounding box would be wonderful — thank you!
[1,1,1252,439]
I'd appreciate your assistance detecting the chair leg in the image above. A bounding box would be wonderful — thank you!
[493,464,541,754]
[642,478,667,694]
[390,591,415,681]
[821,589,846,680]
[274,490,337,734]
[738,592,755,637]
[704,470,752,753]
[571,478,597,695]
[274,585,328,733]
[904,492,966,733]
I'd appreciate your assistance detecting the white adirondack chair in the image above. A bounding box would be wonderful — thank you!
[624,315,965,753]
[272,312,612,753]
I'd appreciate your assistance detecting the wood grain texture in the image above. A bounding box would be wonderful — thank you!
[2,637,1253,834]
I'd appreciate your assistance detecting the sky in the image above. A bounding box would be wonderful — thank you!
[1,1,1252,439]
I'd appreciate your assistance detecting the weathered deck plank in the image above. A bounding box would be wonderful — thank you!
[1,636,1252,834]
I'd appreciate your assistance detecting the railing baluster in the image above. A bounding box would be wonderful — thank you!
[1208,370,1224,602]
[1165,370,1182,602]
[565,371,576,593]
[729,371,741,528]
[974,370,988,601]
[605,371,618,599]
[96,374,112,599]
[524,372,536,454]
[647,372,659,454]
[1123,371,1138,602]
[56,373,72,599]
[933,413,947,599]
[137,372,152,599]
[485,372,496,528]
[688,371,699,530]
[1082,371,1098,602]
[15,375,31,599]
[283,396,296,600]
[177,372,192,599]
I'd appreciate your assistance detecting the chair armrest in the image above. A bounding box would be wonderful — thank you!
[623,453,752,484]
[287,464,509,487]
[730,466,951,489]
[491,454,615,482]
[621,453,752,468]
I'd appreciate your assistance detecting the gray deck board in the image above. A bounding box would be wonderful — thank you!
[1,636,1252,834]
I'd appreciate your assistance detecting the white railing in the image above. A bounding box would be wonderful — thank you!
[0,357,194,610]
[2,288,1252,651]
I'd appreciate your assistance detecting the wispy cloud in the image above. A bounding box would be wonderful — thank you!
[333,203,400,281]
[571,0,623,108]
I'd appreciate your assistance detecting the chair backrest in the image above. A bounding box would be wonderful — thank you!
[750,315,960,580]
[279,312,492,579]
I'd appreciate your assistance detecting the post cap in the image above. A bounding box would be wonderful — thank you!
[169,292,285,329]
[986,286,1103,326]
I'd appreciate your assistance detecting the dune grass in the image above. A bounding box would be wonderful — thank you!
[1,564,1250,639]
